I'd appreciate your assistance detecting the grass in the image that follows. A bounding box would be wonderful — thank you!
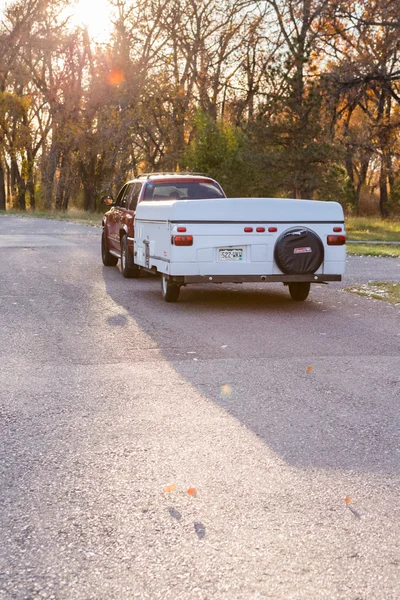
[346,282,400,305]
[347,243,400,257]
[0,208,103,226]
[346,217,400,241]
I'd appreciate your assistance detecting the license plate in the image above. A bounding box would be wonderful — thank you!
[218,248,243,261]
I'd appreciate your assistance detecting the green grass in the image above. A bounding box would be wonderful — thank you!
[346,282,400,305]
[0,208,102,226]
[347,243,400,257]
[346,217,400,241]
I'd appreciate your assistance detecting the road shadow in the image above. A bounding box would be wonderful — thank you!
[102,268,400,476]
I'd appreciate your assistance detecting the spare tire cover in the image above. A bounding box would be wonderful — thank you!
[274,228,324,274]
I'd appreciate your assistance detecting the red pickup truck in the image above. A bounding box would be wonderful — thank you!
[101,173,226,278]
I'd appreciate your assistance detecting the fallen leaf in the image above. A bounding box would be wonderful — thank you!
[163,484,177,493]
[345,496,352,504]
[306,365,313,373]
[187,487,197,496]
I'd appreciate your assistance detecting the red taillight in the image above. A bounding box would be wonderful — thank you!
[327,235,346,246]
[256,227,265,233]
[268,227,277,233]
[177,226,186,232]
[333,227,342,232]
[244,227,253,232]
[173,235,193,246]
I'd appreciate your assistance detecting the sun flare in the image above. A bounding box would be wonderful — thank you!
[68,0,113,41]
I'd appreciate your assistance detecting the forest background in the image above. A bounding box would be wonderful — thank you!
[1,0,400,217]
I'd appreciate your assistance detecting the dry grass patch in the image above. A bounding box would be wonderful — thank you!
[346,282,400,305]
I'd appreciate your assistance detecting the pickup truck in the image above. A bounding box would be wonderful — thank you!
[102,174,346,303]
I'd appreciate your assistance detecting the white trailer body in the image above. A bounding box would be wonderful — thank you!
[133,197,346,301]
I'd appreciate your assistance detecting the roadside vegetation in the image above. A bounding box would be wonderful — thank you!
[346,283,400,305]
[0,209,102,227]
[346,244,400,258]
[346,218,400,242]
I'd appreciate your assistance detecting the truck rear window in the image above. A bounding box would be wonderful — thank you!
[143,182,224,201]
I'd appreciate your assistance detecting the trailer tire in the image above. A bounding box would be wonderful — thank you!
[121,235,140,279]
[102,230,118,266]
[288,282,310,301]
[275,228,324,275]
[161,274,180,302]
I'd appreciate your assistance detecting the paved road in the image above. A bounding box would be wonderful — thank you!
[1,216,400,600]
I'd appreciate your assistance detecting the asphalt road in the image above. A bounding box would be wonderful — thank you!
[1,216,400,600]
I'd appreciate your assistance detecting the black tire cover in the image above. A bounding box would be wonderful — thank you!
[274,228,324,274]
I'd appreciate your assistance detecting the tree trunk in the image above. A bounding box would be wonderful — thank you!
[379,155,389,218]
[10,158,18,207]
[83,183,96,211]
[55,152,69,211]
[27,177,35,210]
[26,151,35,210]
[355,154,371,215]
[0,161,6,210]
[0,160,6,210]
[6,161,11,202]
[42,147,57,210]
[11,158,26,210]
[62,187,71,211]
[79,162,96,211]
[387,153,394,193]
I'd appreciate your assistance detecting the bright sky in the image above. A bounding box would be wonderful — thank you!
[67,0,113,42]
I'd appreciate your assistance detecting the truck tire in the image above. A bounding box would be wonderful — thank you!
[121,235,140,279]
[288,282,310,301]
[274,228,324,275]
[161,274,180,302]
[102,230,118,266]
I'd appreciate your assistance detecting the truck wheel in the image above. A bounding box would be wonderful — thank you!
[161,274,180,302]
[288,282,310,301]
[102,230,118,266]
[121,235,140,279]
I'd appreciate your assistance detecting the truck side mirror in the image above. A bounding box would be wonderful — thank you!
[101,195,114,206]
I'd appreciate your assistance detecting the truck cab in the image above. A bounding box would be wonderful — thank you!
[101,173,226,277]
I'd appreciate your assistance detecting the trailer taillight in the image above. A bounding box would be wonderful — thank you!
[327,235,346,245]
[173,235,193,246]
[333,227,342,232]
[268,227,277,233]
[256,227,265,232]
[177,227,187,232]
[244,227,253,232]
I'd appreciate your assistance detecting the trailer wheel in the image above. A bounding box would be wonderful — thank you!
[121,235,140,279]
[288,282,310,301]
[161,274,180,302]
[102,230,118,266]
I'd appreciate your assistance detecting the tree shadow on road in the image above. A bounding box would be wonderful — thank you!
[102,267,400,476]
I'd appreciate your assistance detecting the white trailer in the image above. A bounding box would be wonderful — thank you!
[133,197,346,302]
